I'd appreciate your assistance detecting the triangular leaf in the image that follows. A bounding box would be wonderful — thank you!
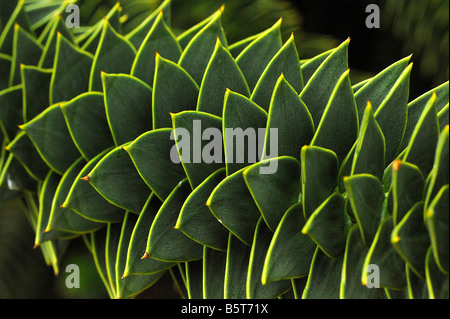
[84,145,151,214]
[263,75,314,161]
[301,145,339,220]
[171,110,224,188]
[247,218,291,299]
[403,92,440,176]
[50,33,93,105]
[62,148,125,223]
[351,102,386,181]
[102,73,152,146]
[223,90,267,175]
[146,178,203,262]
[243,156,301,231]
[344,174,385,247]
[236,19,282,91]
[152,54,198,129]
[262,203,316,284]
[178,7,227,85]
[299,38,349,127]
[206,167,261,246]
[176,168,229,251]
[123,128,186,201]
[61,92,115,161]
[251,34,304,111]
[310,69,358,163]
[130,11,181,87]
[362,217,407,289]
[88,20,136,92]
[20,104,81,175]
[302,192,348,258]
[392,202,430,278]
[196,38,250,117]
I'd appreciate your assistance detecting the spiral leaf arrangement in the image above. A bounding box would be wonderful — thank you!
[0,0,448,299]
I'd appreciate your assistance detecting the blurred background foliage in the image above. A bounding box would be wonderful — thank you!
[0,0,448,298]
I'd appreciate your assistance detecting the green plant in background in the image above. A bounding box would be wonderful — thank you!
[0,0,448,299]
[384,0,449,87]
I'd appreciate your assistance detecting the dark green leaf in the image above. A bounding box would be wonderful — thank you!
[152,55,198,129]
[227,33,260,58]
[50,33,93,105]
[203,247,226,299]
[251,34,303,111]
[392,202,430,278]
[130,11,181,87]
[301,145,339,220]
[146,178,203,262]
[62,148,125,223]
[196,38,250,117]
[401,81,448,152]
[424,125,448,210]
[178,7,227,85]
[302,192,347,258]
[391,160,425,225]
[85,145,151,214]
[403,93,440,176]
[438,103,449,128]
[38,14,73,68]
[344,174,385,246]
[35,171,74,245]
[374,63,412,164]
[0,0,33,55]
[124,128,187,201]
[101,73,152,146]
[236,19,282,91]
[263,75,314,161]
[247,218,291,299]
[224,233,251,299]
[0,53,11,90]
[185,259,203,299]
[425,185,449,274]
[123,194,173,277]
[0,152,37,193]
[125,0,172,49]
[340,225,383,299]
[46,157,103,233]
[0,85,22,142]
[362,217,406,289]
[206,168,261,246]
[262,203,316,283]
[78,3,123,54]
[6,130,48,181]
[90,227,115,298]
[176,168,229,251]
[20,65,52,123]
[299,38,349,127]
[88,21,136,92]
[351,102,386,181]
[406,265,429,299]
[61,92,114,161]
[115,212,166,299]
[223,90,267,175]
[354,56,411,121]
[300,49,332,85]
[302,247,344,299]
[20,104,81,175]
[425,246,449,299]
[243,156,300,231]
[171,110,223,188]
[310,69,358,163]
[9,24,43,86]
